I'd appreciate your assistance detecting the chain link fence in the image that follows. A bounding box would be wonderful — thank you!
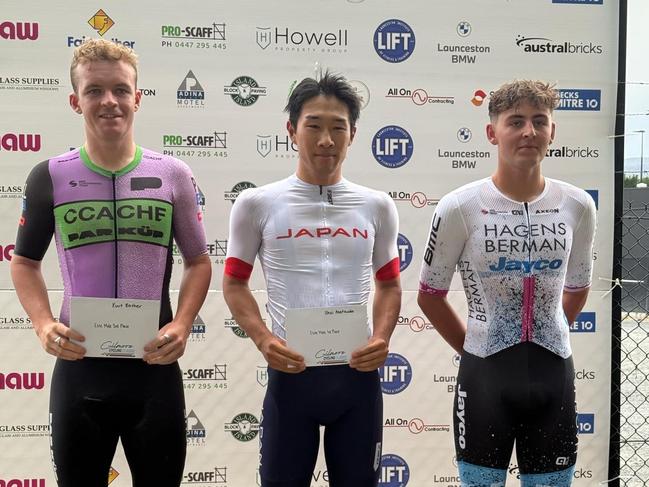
[617,188,649,486]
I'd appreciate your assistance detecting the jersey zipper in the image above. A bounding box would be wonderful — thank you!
[112,173,118,298]
[521,202,535,342]
[321,185,332,305]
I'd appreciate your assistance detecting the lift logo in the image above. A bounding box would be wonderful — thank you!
[379,454,410,486]
[374,19,415,63]
[373,126,414,168]
[380,353,412,394]
[397,234,413,271]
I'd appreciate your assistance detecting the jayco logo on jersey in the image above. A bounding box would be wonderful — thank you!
[488,257,563,272]
[379,454,410,486]
[397,234,413,271]
[0,133,41,152]
[380,353,412,394]
[373,126,414,168]
[374,19,415,63]
[0,22,39,41]
[577,413,595,434]
[571,311,596,333]
[0,372,44,390]
[556,89,601,111]
[0,480,45,487]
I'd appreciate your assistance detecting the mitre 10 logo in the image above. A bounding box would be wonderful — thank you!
[0,134,41,152]
[0,480,45,487]
[0,22,39,40]
[0,372,45,390]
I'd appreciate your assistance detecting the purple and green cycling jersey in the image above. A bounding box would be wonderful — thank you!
[15,146,207,328]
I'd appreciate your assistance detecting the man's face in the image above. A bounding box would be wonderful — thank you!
[69,59,141,144]
[486,102,555,170]
[288,95,356,180]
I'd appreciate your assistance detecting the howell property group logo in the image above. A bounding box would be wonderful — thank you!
[0,371,44,390]
[0,133,41,152]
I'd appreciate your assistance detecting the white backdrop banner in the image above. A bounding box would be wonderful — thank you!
[0,1,617,486]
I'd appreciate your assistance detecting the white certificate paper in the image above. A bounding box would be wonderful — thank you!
[70,297,160,358]
[285,305,369,367]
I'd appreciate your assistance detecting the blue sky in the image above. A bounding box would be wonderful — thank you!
[624,0,648,169]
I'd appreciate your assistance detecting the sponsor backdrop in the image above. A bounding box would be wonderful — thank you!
[0,0,616,485]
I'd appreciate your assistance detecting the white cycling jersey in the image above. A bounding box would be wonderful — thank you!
[225,174,400,338]
[419,177,596,358]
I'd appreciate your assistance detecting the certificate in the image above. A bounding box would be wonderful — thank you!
[285,305,369,367]
[70,297,160,358]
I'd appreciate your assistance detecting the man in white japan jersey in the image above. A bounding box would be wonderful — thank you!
[417,80,596,487]
[223,73,401,487]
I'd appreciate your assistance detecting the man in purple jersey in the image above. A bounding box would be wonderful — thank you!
[11,39,211,486]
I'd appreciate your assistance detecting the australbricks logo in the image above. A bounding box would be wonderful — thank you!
[224,413,260,442]
[224,76,267,106]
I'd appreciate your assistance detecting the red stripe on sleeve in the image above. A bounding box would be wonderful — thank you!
[224,257,254,280]
[375,257,400,281]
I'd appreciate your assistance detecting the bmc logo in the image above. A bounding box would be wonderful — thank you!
[380,353,412,394]
[577,413,595,434]
[379,454,410,486]
[571,312,596,333]
[0,372,45,390]
[0,481,45,487]
[0,134,41,152]
[0,22,39,40]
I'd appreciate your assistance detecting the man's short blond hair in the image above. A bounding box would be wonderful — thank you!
[488,80,559,120]
[70,38,138,92]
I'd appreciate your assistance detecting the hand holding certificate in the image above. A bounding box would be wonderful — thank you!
[285,305,370,367]
[70,297,160,358]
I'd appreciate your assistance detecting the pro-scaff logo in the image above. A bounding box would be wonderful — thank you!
[224,76,267,106]
[161,22,227,50]
[374,19,415,63]
[182,467,228,484]
[380,353,412,394]
[556,89,601,111]
[224,413,260,442]
[162,131,227,158]
[397,234,412,271]
[224,182,256,204]
[372,126,413,168]
[183,364,227,390]
[379,454,410,486]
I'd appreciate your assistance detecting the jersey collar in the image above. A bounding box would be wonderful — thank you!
[79,145,143,177]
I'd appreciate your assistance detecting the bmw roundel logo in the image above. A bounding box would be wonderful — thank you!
[457,21,471,37]
[372,125,414,168]
[457,127,472,142]
[374,19,416,63]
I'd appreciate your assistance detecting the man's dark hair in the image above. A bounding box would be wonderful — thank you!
[285,71,361,130]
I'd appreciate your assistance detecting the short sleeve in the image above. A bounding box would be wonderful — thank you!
[564,192,597,292]
[224,189,262,280]
[372,194,400,281]
[171,161,208,260]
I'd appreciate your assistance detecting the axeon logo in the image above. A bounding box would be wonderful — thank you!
[571,312,596,333]
[1,134,41,152]
[0,480,45,487]
[0,22,39,40]
[397,234,412,271]
[374,19,415,63]
[380,353,412,394]
[372,126,414,168]
[379,454,410,486]
[577,413,595,434]
[0,372,45,390]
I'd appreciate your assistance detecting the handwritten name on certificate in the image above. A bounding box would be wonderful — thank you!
[70,297,160,358]
[285,305,369,366]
